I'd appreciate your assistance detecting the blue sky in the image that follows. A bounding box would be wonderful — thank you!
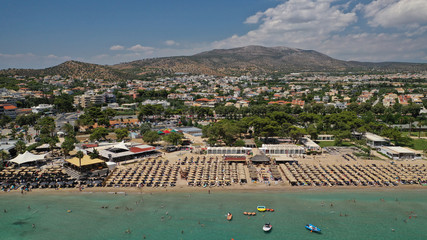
[1,0,426,69]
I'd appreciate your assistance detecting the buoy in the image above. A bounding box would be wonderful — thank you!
[271,209,274,212]
[243,212,247,215]
[67,210,72,213]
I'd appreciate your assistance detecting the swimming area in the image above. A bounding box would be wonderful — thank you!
[1,189,427,240]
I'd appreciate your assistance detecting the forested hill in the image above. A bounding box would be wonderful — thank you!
[0,61,130,81]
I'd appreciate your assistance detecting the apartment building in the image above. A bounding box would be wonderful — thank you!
[74,93,105,108]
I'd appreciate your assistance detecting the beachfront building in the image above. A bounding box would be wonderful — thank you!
[223,155,247,163]
[206,147,252,155]
[243,139,257,148]
[251,154,270,164]
[300,137,321,151]
[379,146,422,160]
[259,144,305,156]
[65,155,106,172]
[365,132,390,148]
[316,135,335,141]
[86,141,158,162]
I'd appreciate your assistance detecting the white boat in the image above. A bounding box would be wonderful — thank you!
[263,223,272,232]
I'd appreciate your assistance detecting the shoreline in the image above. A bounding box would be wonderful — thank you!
[2,184,426,196]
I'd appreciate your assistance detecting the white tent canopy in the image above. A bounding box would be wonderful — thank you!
[9,151,47,165]
[109,141,129,151]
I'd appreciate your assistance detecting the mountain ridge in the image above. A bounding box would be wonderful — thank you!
[2,46,427,79]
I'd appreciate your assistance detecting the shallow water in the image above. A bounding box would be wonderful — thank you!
[1,189,427,240]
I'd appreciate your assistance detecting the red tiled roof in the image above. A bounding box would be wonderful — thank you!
[83,144,98,148]
[129,147,156,153]
[196,98,215,102]
[268,100,291,105]
[4,105,17,110]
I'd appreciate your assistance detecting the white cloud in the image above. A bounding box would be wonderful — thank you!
[110,45,125,51]
[244,11,264,24]
[213,0,357,49]
[164,40,179,46]
[320,32,427,62]
[0,53,71,69]
[127,44,155,53]
[363,0,427,28]
[209,0,427,62]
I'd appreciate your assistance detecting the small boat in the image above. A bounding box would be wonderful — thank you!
[305,224,321,233]
[227,212,233,221]
[263,223,272,232]
[257,206,266,212]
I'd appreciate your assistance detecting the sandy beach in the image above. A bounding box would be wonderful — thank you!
[2,145,426,195]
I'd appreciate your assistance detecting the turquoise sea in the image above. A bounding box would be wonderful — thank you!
[1,189,427,240]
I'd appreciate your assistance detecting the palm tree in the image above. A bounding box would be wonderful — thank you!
[76,150,84,169]
[15,140,27,154]
[26,134,32,143]
[23,125,29,135]
[0,150,10,170]
[418,119,427,138]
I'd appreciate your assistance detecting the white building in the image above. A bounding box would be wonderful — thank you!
[379,146,422,160]
[206,147,252,155]
[300,137,321,151]
[141,100,170,108]
[365,132,390,148]
[32,104,54,114]
[259,144,305,156]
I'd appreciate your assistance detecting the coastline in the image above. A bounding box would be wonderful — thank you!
[2,184,426,196]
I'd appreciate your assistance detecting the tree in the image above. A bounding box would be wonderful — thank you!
[77,107,114,127]
[62,123,76,138]
[76,150,84,169]
[203,120,241,146]
[48,137,59,153]
[89,149,100,159]
[15,140,27,154]
[10,128,17,140]
[115,128,129,142]
[0,115,11,128]
[89,127,109,142]
[139,122,152,135]
[163,132,183,146]
[419,119,427,138]
[142,131,161,145]
[334,130,351,146]
[289,128,306,143]
[0,150,10,170]
[37,117,56,138]
[54,94,75,113]
[61,137,76,156]
[307,124,318,141]
[234,139,245,147]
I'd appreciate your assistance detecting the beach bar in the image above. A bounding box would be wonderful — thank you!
[206,147,252,155]
[365,132,390,148]
[379,146,422,160]
[259,144,305,156]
